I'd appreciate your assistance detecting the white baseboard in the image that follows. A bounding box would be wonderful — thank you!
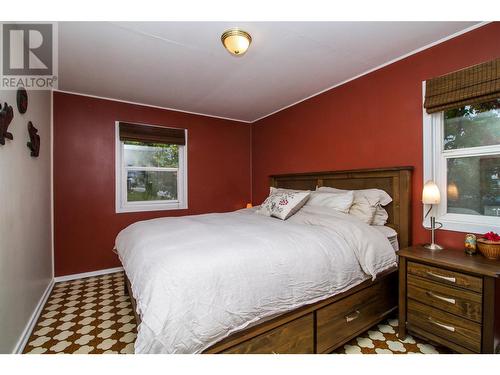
[54,266,124,283]
[13,279,55,354]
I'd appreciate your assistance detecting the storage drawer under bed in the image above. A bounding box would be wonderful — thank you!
[316,275,397,353]
[222,313,314,354]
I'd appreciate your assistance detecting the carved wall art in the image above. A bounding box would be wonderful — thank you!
[0,102,14,145]
[27,121,40,157]
[17,87,28,114]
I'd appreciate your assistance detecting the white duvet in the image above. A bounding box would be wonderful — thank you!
[115,206,397,354]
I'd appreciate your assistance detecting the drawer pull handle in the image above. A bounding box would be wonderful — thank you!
[426,271,456,283]
[426,291,456,305]
[428,317,455,332]
[345,310,361,323]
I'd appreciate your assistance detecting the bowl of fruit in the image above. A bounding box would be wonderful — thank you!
[477,232,500,260]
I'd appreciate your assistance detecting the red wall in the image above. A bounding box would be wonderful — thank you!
[252,22,500,249]
[53,92,251,276]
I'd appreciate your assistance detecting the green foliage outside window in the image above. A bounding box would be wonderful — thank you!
[444,99,500,216]
[444,99,500,150]
[124,141,179,168]
[124,141,179,202]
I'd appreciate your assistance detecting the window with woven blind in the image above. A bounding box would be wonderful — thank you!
[424,58,500,114]
[115,122,188,213]
[423,58,500,234]
[119,122,186,145]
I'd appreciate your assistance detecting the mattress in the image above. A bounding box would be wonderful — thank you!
[115,206,397,353]
[372,225,399,251]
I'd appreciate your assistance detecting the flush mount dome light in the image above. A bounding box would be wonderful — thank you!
[221,28,252,56]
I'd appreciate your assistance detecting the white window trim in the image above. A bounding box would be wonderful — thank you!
[422,82,500,233]
[115,121,188,213]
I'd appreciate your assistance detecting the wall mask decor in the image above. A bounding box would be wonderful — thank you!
[27,121,40,157]
[0,102,14,145]
[17,87,28,114]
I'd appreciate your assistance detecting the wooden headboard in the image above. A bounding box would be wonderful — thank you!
[270,166,413,248]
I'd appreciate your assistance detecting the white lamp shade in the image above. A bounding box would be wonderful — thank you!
[422,180,441,204]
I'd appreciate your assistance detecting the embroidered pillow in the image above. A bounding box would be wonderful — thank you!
[257,188,310,220]
[305,191,354,213]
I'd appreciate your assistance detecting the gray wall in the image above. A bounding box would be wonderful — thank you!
[0,89,53,353]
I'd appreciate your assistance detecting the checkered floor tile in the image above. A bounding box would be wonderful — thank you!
[24,272,135,354]
[333,318,449,354]
[24,272,446,354]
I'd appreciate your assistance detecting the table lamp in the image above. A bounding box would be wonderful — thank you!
[422,180,443,250]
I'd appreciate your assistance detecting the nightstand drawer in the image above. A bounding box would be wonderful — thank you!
[407,261,482,293]
[407,275,482,323]
[399,246,500,353]
[407,299,481,352]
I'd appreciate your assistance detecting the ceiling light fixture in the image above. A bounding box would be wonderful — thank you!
[221,28,252,56]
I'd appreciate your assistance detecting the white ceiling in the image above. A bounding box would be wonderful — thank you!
[58,21,481,122]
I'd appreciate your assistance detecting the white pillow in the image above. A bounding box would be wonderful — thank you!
[316,186,392,224]
[305,191,354,213]
[316,186,392,206]
[372,205,389,226]
[361,189,392,206]
[256,188,310,220]
[316,187,374,223]
[348,194,377,224]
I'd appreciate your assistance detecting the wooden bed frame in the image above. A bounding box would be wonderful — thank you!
[125,166,413,353]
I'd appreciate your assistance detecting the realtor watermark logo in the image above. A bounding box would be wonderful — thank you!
[1,22,58,90]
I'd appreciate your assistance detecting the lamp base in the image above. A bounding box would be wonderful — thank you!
[423,243,444,251]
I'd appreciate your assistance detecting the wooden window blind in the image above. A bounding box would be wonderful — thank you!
[119,122,186,145]
[424,57,500,114]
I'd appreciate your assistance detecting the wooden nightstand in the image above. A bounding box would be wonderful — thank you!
[398,246,500,354]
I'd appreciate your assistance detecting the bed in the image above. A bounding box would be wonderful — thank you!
[117,166,413,354]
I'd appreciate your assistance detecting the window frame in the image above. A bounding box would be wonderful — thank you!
[115,121,188,213]
[422,82,500,233]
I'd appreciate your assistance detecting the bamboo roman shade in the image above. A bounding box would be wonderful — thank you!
[119,122,186,145]
[424,57,500,114]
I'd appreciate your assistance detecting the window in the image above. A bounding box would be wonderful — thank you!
[423,97,500,233]
[115,122,187,213]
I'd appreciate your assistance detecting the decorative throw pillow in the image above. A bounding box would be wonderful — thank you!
[305,191,354,213]
[257,188,310,220]
[372,205,389,226]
